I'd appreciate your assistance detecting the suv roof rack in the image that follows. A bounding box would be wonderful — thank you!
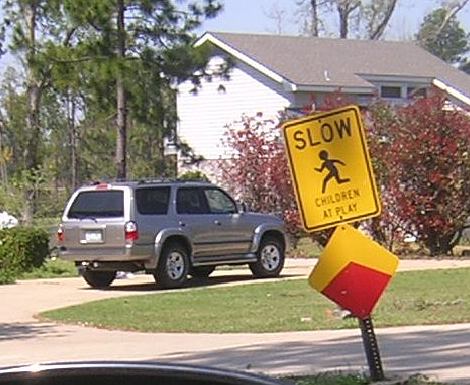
[85,178,213,186]
[137,178,212,184]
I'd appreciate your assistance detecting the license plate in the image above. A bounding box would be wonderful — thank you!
[85,230,103,243]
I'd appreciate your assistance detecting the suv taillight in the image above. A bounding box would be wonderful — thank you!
[125,221,139,241]
[57,226,64,243]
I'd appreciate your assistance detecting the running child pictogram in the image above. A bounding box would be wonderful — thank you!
[315,150,350,194]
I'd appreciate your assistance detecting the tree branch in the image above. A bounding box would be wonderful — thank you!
[63,27,77,47]
[369,0,398,40]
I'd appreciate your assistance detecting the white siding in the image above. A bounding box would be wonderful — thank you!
[177,55,294,160]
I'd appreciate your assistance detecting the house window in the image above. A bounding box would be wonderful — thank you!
[407,87,427,99]
[380,86,402,98]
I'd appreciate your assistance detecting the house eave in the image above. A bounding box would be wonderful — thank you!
[358,74,435,85]
[432,78,470,108]
[294,84,375,94]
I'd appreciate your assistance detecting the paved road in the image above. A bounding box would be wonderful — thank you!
[1,258,470,383]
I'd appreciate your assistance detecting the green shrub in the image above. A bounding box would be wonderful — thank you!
[20,258,77,279]
[178,170,210,182]
[0,227,50,284]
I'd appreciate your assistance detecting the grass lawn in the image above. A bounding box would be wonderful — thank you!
[40,268,470,333]
[286,373,368,385]
[285,373,442,385]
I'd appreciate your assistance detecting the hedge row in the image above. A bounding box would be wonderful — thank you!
[0,227,50,284]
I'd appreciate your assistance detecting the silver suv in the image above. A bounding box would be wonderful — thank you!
[57,180,288,289]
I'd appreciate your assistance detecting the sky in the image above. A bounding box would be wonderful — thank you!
[1,0,469,73]
[199,0,470,40]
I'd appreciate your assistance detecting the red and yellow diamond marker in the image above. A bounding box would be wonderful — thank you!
[309,224,399,319]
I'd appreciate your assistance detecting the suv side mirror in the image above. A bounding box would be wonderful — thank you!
[237,201,248,213]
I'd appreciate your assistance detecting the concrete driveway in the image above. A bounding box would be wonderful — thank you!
[1,258,470,383]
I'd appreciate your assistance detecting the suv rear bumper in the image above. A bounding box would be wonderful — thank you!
[77,260,146,272]
[58,246,150,262]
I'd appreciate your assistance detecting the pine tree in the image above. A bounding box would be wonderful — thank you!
[416,7,469,64]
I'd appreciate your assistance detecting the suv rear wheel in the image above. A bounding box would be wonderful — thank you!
[82,270,116,289]
[250,236,285,278]
[155,243,189,289]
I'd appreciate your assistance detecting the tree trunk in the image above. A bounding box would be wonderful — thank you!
[23,2,42,225]
[115,0,127,180]
[25,85,41,170]
[338,5,349,38]
[0,114,8,185]
[336,0,361,39]
[67,90,79,190]
[310,0,319,37]
[23,2,41,170]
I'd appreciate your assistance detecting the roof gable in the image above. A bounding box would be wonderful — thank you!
[197,32,470,100]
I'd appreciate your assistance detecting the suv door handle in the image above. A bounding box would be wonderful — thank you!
[178,221,186,227]
[214,220,221,226]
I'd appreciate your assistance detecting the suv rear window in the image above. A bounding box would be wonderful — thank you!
[68,191,124,218]
[136,187,170,215]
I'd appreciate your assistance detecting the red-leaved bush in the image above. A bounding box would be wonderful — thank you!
[367,96,470,255]
[215,114,303,242]
[217,94,470,255]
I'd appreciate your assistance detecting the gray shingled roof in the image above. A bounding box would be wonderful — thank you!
[207,32,470,97]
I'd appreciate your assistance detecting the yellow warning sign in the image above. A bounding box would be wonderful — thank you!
[282,105,381,232]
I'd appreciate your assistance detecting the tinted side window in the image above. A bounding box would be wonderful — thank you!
[136,187,170,215]
[204,189,237,214]
[68,191,124,218]
[176,188,207,214]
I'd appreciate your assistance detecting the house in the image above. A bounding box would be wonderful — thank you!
[176,32,470,173]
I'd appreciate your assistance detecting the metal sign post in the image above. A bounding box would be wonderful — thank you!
[358,316,385,382]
